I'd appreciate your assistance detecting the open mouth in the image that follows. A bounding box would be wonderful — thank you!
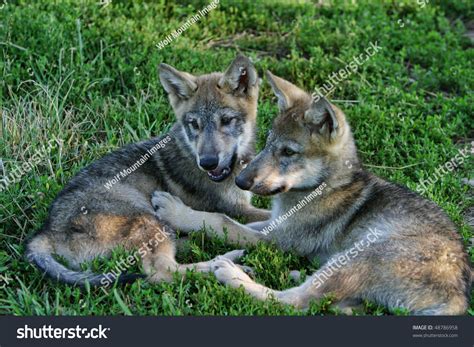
[207,167,231,182]
[251,185,287,196]
[206,152,237,182]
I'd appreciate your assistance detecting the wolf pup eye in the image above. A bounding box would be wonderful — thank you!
[189,119,199,130]
[221,117,233,126]
[282,147,297,156]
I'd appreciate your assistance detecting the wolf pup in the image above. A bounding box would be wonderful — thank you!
[152,72,472,315]
[26,55,269,286]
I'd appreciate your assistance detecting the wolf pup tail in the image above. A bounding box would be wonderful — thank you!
[26,234,145,287]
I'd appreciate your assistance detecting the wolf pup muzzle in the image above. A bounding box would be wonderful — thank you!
[206,151,238,182]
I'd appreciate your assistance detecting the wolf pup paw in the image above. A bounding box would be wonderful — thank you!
[220,249,246,262]
[211,256,253,287]
[218,250,254,276]
[151,191,192,231]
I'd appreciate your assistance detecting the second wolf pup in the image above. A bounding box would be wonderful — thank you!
[152,72,472,315]
[25,55,269,286]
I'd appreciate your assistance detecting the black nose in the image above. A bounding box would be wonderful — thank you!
[199,155,219,170]
[235,175,253,190]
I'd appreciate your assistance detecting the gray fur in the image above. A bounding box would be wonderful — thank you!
[26,55,269,286]
[156,73,472,315]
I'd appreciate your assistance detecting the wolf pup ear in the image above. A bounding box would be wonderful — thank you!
[266,71,308,112]
[159,63,197,99]
[218,55,257,95]
[304,97,339,140]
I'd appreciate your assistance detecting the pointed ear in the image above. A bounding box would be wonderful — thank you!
[303,97,340,140]
[218,55,258,95]
[266,71,308,112]
[159,63,197,99]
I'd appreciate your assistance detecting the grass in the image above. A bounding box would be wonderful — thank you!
[0,0,472,315]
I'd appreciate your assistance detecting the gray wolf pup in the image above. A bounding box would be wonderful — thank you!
[26,55,269,286]
[152,72,472,315]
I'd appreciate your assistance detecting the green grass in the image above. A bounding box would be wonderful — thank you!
[0,0,472,315]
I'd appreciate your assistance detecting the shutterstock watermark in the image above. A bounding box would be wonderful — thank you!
[100,226,171,288]
[17,325,110,339]
[312,227,382,288]
[261,182,327,235]
[416,0,430,9]
[0,137,62,193]
[415,142,473,195]
[156,0,220,50]
[397,0,430,28]
[311,41,382,101]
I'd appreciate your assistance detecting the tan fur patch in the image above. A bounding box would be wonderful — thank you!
[125,214,171,248]
[92,214,131,243]
[71,213,170,248]
[27,233,53,253]
[319,179,365,211]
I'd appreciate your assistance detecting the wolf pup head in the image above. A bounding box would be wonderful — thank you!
[235,71,359,195]
[159,55,259,182]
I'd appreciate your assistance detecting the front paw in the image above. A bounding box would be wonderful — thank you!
[211,256,253,288]
[151,191,190,229]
